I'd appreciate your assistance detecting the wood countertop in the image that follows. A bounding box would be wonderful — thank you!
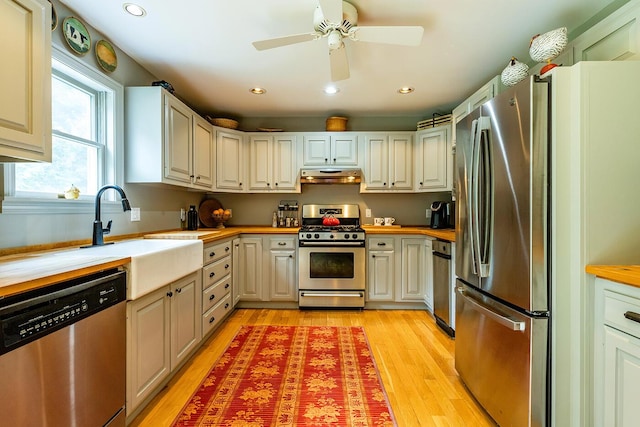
[0,225,452,298]
[586,265,640,288]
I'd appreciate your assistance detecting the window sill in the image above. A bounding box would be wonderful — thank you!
[1,197,124,215]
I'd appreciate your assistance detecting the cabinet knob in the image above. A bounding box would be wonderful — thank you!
[267,182,270,187]
[225,247,230,252]
[210,272,215,278]
[333,158,336,163]
[391,182,395,186]
[372,254,376,258]
[210,294,215,301]
[225,264,230,269]
[239,182,243,186]
[210,252,216,257]
[167,291,173,297]
[190,175,194,179]
[209,316,215,324]
[175,287,182,293]
[195,175,200,180]
[289,254,293,258]
[225,283,230,289]
[383,182,387,186]
[275,182,278,186]
[225,303,229,309]
[324,158,328,163]
[419,182,423,185]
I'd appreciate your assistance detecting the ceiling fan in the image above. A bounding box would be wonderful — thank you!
[252,0,424,81]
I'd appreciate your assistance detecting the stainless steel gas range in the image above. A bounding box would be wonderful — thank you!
[298,204,366,308]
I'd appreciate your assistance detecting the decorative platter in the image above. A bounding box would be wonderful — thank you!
[49,1,58,31]
[62,17,91,56]
[257,127,284,132]
[95,40,117,72]
[198,198,223,228]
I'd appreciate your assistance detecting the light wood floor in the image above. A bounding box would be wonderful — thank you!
[130,309,496,426]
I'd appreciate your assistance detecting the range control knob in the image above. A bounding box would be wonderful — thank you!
[314,234,320,239]
[306,233,312,239]
[352,234,358,239]
[329,234,334,239]
[344,234,350,239]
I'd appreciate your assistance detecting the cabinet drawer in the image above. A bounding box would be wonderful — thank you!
[202,294,232,337]
[202,256,231,288]
[368,237,395,250]
[203,276,231,313]
[269,237,296,250]
[203,241,232,264]
[604,290,640,338]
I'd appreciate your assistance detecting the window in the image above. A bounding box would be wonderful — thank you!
[2,45,123,212]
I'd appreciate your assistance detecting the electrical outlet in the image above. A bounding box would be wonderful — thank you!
[365,209,372,218]
[426,208,431,219]
[131,207,141,221]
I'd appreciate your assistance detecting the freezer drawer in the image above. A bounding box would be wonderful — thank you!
[455,281,548,427]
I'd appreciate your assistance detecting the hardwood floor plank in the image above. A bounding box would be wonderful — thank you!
[130,309,496,426]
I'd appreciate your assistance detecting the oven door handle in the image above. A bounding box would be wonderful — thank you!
[300,292,364,298]
[299,242,364,247]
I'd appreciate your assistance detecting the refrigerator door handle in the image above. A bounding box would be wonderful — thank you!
[472,116,493,278]
[469,118,480,276]
[457,287,525,331]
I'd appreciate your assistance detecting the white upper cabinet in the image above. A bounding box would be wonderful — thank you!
[125,87,214,190]
[0,0,51,162]
[415,125,451,191]
[302,133,359,166]
[361,132,413,192]
[248,133,299,192]
[215,129,245,192]
[451,75,501,148]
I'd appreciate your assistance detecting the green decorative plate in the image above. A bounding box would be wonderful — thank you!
[62,17,91,56]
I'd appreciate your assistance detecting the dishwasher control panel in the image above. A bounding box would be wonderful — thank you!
[0,270,126,355]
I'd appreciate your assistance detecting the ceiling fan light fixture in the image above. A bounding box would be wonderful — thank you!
[250,87,267,95]
[327,30,343,50]
[398,86,415,94]
[123,3,146,17]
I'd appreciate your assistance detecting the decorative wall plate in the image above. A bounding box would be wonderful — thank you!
[49,1,58,31]
[95,40,117,72]
[62,17,91,56]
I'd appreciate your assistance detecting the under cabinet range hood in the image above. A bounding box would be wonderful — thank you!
[300,168,361,184]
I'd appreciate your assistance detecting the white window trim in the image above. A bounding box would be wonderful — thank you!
[2,44,124,215]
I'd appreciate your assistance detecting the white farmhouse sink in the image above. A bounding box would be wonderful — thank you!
[54,239,203,300]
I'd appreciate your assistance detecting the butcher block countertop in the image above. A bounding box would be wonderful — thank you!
[0,225,452,298]
[586,265,640,288]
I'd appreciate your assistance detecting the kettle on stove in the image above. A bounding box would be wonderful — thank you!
[430,201,451,229]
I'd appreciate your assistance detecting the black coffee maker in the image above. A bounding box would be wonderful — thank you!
[430,201,452,229]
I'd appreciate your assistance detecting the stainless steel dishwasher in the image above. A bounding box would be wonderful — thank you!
[433,240,455,337]
[0,269,127,426]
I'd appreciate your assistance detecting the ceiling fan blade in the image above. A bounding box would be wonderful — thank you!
[253,32,319,51]
[318,0,343,25]
[329,45,350,81]
[350,26,424,46]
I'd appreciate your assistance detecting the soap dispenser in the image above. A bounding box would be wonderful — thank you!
[187,205,198,230]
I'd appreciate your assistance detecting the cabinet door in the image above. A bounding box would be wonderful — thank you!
[468,77,497,111]
[249,135,272,190]
[400,238,427,301]
[126,287,171,414]
[0,0,51,162]
[238,237,263,300]
[164,96,193,184]
[362,134,388,190]
[331,134,359,165]
[216,130,245,191]
[389,134,413,190]
[269,250,297,300]
[368,251,394,301]
[303,134,331,165]
[416,126,450,191]
[232,238,241,307]
[603,325,640,426]
[170,272,201,369]
[192,115,214,189]
[272,134,298,191]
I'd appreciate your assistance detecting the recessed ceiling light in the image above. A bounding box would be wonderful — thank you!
[250,87,267,95]
[123,3,146,17]
[324,86,340,95]
[398,86,415,94]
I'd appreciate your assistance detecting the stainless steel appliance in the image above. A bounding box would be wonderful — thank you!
[0,269,127,426]
[298,204,366,308]
[432,239,454,337]
[455,76,550,426]
[300,168,362,184]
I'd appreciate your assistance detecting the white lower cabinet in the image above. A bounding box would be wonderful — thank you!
[400,238,430,301]
[595,277,640,427]
[237,236,264,300]
[367,237,395,301]
[202,239,233,338]
[269,237,297,301]
[232,238,241,306]
[126,271,201,416]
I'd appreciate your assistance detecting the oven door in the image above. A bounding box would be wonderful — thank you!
[298,246,366,291]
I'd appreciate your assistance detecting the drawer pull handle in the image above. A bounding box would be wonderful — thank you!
[209,272,215,278]
[209,317,215,324]
[278,242,286,246]
[210,294,215,301]
[377,242,386,246]
[624,311,640,324]
[225,303,229,309]
[225,283,230,289]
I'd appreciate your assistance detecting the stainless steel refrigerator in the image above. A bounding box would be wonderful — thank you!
[455,76,550,427]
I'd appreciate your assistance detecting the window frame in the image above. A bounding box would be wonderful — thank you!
[1,44,124,215]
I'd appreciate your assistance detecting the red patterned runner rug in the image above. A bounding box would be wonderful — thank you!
[173,325,397,426]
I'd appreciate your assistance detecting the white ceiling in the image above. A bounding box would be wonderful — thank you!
[60,0,616,118]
